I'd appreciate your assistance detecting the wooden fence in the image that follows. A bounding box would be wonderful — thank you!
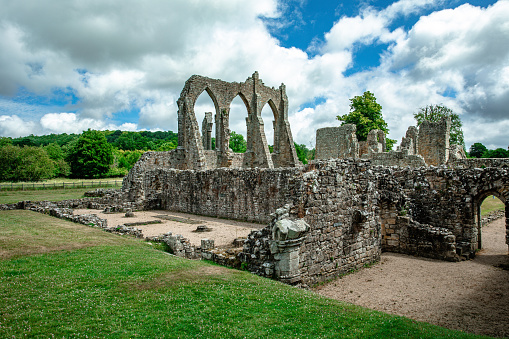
[0,180,123,191]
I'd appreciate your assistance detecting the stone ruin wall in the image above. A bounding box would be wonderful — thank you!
[120,157,509,286]
[174,72,300,170]
[115,73,509,286]
[315,117,465,168]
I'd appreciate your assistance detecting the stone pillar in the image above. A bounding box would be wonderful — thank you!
[506,201,509,251]
[201,112,213,150]
[270,218,309,284]
[272,237,307,283]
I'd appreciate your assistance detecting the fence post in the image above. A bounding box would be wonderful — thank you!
[22,183,24,191]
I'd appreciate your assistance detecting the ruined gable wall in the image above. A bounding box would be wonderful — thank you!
[175,73,299,170]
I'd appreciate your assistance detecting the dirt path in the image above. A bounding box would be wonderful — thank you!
[315,218,509,338]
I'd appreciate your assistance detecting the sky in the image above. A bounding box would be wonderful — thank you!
[0,0,508,150]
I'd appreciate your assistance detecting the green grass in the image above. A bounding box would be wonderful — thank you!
[0,188,94,204]
[480,196,505,216]
[0,210,489,338]
[0,177,124,185]
[0,177,123,192]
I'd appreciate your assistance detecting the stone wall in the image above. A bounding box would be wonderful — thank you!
[315,125,358,159]
[366,151,426,167]
[448,158,509,169]
[416,117,451,166]
[119,157,508,285]
[176,72,300,170]
[316,117,465,167]
[136,167,302,224]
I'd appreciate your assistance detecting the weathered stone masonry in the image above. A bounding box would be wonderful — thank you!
[120,157,509,286]
[155,72,300,171]
[115,73,508,286]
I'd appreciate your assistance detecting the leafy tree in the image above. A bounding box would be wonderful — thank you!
[337,91,395,151]
[468,143,488,158]
[0,145,19,181]
[0,145,55,181]
[43,143,70,177]
[0,137,12,147]
[156,141,177,151]
[229,131,246,153]
[483,148,509,158]
[12,136,36,147]
[67,129,113,178]
[294,143,309,165]
[414,104,464,147]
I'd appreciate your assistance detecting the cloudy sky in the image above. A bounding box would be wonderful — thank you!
[0,0,507,150]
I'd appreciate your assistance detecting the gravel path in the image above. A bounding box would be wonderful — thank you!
[73,209,264,247]
[315,218,509,338]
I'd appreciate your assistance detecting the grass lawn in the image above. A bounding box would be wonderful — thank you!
[0,177,124,185]
[0,188,94,205]
[0,210,489,338]
[480,196,505,216]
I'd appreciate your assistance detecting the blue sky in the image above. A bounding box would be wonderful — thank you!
[0,0,507,150]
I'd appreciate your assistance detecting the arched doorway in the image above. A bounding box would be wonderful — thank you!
[474,191,507,251]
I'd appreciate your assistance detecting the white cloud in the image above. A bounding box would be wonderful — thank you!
[0,0,507,150]
[0,115,37,137]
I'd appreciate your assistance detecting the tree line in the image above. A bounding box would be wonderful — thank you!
[0,130,178,182]
[1,92,506,182]
[0,129,313,182]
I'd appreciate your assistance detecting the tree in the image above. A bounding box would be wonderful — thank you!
[294,143,309,165]
[44,143,70,177]
[337,91,395,150]
[229,131,246,153]
[414,105,464,147]
[483,148,509,158]
[67,129,113,178]
[468,143,488,158]
[0,145,55,181]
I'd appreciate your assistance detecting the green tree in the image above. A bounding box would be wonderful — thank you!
[229,131,246,153]
[44,143,70,177]
[0,137,12,147]
[483,148,509,158]
[468,143,488,158]
[337,91,395,150]
[294,143,309,165]
[0,145,55,181]
[67,129,113,178]
[414,105,464,147]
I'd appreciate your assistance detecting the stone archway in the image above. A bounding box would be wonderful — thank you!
[474,190,507,251]
[176,72,300,170]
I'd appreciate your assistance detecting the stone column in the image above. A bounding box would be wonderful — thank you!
[272,237,307,284]
[270,218,309,284]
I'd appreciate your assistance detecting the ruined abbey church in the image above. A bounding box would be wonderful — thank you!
[118,72,508,286]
